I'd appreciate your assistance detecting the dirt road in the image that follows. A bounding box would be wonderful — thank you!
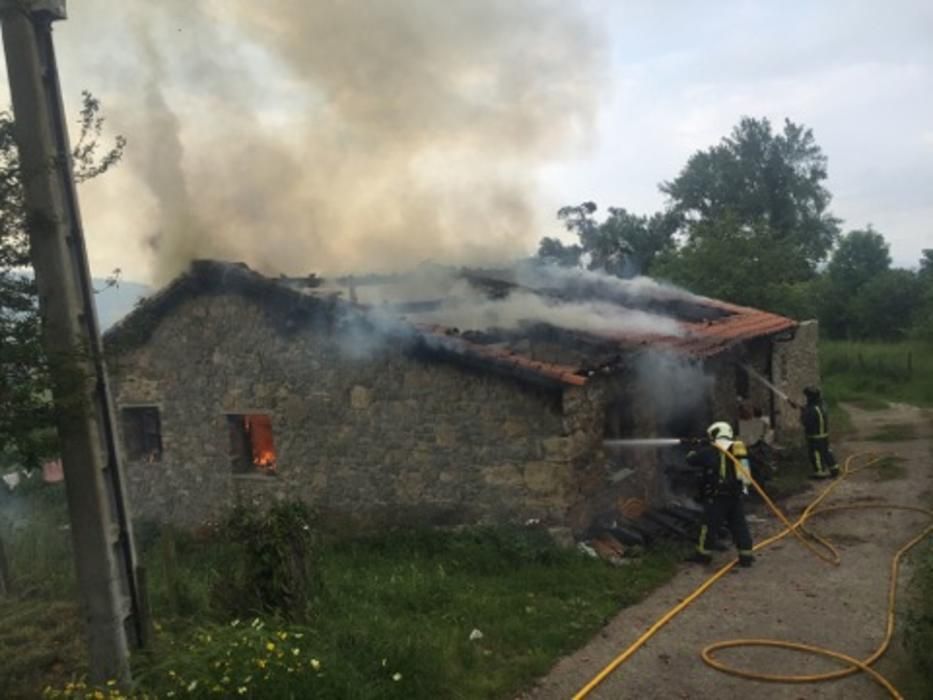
[523,403,933,700]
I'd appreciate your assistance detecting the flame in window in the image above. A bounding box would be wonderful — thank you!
[244,415,277,473]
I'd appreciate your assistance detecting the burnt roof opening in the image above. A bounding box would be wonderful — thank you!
[461,270,734,323]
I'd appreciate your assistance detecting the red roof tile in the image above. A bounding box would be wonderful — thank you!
[414,323,589,387]
[413,301,796,385]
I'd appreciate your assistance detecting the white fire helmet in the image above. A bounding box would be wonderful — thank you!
[707,421,734,441]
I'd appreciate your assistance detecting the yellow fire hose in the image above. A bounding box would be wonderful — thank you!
[573,451,933,700]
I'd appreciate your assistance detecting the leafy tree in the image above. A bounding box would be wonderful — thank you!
[851,269,922,340]
[826,227,891,292]
[918,249,933,283]
[912,249,933,341]
[817,227,893,338]
[661,117,840,281]
[537,202,676,277]
[0,92,124,468]
[651,213,814,314]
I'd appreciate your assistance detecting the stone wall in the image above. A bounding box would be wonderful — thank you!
[771,320,820,438]
[564,369,687,529]
[108,293,582,530]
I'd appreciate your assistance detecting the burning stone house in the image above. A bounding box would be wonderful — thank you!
[104,260,818,534]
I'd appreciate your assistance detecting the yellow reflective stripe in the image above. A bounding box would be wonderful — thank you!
[808,433,829,439]
[719,452,726,481]
[814,449,827,475]
[697,525,709,554]
[816,406,825,435]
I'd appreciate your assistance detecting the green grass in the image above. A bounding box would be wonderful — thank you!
[865,423,918,442]
[898,528,933,697]
[821,339,933,407]
[824,396,855,437]
[1,488,681,699]
[0,600,85,700]
[847,396,890,411]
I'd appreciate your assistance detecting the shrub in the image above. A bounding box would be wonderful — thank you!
[220,502,318,619]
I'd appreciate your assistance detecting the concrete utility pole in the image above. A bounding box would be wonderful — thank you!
[0,0,142,685]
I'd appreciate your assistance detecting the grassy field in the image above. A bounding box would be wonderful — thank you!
[0,485,681,699]
[821,340,933,407]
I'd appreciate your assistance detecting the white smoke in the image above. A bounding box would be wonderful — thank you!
[60,0,609,283]
[412,279,683,337]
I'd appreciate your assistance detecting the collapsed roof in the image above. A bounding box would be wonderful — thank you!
[106,260,796,388]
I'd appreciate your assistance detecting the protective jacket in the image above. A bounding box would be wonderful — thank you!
[801,401,830,438]
[801,400,837,476]
[687,440,750,501]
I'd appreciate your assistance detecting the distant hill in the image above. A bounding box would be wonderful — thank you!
[94,279,151,329]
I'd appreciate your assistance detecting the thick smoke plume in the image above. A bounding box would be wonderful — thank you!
[66,1,607,283]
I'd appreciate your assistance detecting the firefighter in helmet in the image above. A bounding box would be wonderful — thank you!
[798,385,838,479]
[686,421,755,567]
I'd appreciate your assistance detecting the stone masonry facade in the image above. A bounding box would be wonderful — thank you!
[108,292,598,530]
[106,279,821,534]
[771,320,821,438]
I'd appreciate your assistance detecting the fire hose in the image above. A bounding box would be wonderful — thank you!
[572,450,933,700]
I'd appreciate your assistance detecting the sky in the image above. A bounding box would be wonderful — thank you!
[1,0,930,283]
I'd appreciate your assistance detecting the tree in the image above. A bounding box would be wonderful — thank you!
[0,92,124,468]
[661,117,840,281]
[912,249,933,341]
[826,227,891,292]
[815,227,893,338]
[918,249,933,283]
[851,269,922,340]
[536,202,676,277]
[650,213,814,314]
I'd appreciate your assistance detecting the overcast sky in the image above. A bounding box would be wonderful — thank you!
[2,1,931,282]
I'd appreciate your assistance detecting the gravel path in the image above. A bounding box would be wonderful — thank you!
[521,403,933,700]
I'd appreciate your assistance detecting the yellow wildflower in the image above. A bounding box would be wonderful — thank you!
[265,642,275,652]
[257,659,267,669]
[277,631,288,640]
[392,672,403,682]
[237,687,247,695]
[291,648,300,656]
[310,658,321,671]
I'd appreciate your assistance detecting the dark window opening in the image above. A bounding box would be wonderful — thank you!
[121,407,163,463]
[227,414,277,475]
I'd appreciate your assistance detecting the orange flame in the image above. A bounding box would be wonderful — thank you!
[244,415,277,473]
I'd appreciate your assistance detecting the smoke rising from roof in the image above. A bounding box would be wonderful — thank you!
[330,262,689,338]
[407,276,684,337]
[71,1,607,283]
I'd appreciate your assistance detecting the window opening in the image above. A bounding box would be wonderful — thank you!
[121,407,163,463]
[227,414,277,475]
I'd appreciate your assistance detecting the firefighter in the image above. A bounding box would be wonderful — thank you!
[798,386,838,479]
[686,421,755,567]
